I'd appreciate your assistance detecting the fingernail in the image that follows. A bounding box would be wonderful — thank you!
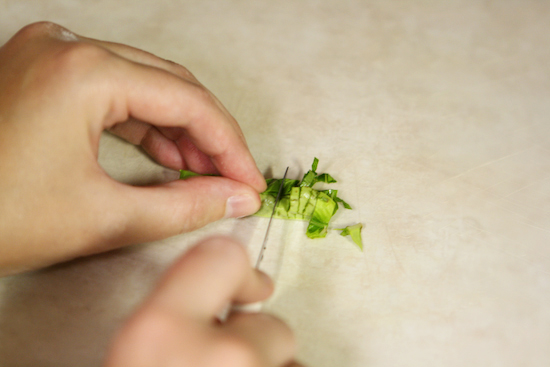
[225,194,259,218]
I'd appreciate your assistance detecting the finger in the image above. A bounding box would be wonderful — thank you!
[109,121,219,173]
[108,120,186,170]
[77,33,251,163]
[147,237,274,320]
[100,56,266,192]
[223,312,296,367]
[171,130,219,174]
[95,176,262,248]
[88,38,249,146]
[43,23,263,191]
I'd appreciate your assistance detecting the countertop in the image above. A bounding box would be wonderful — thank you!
[1,1,549,366]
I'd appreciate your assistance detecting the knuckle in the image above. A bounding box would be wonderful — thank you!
[120,308,176,343]
[109,309,184,365]
[4,24,112,98]
[19,42,113,94]
[13,21,63,41]
[236,313,296,347]
[36,42,115,94]
[212,334,262,367]
[171,62,196,80]
[51,42,110,73]
[185,84,228,138]
[198,85,215,104]
[190,83,216,108]
[233,313,296,358]
[12,22,78,44]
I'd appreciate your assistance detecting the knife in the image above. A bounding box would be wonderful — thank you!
[255,166,289,269]
[219,167,289,321]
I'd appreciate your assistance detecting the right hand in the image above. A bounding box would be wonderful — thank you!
[104,237,303,367]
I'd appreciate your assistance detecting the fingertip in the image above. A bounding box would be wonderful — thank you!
[253,171,268,193]
[252,269,274,302]
[239,159,267,194]
[255,269,274,295]
[224,193,261,219]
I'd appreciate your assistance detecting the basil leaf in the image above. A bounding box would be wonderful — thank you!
[338,223,364,250]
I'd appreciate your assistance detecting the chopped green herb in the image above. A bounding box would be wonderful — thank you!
[179,170,202,179]
[338,223,364,250]
[180,158,363,250]
[253,158,362,248]
[179,170,216,179]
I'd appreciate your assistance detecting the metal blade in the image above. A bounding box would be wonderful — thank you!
[255,166,289,269]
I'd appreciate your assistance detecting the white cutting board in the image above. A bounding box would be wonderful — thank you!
[1,1,549,366]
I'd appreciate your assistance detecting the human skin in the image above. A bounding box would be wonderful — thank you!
[104,236,301,367]
[0,22,301,366]
[0,21,267,275]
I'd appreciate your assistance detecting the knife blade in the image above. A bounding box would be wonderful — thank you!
[255,166,289,269]
[218,167,289,321]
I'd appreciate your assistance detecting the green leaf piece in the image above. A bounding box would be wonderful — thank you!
[289,187,301,218]
[311,157,319,171]
[338,223,364,250]
[334,196,352,209]
[299,170,318,188]
[299,158,337,188]
[264,178,299,196]
[316,173,337,184]
[180,159,361,251]
[253,159,359,247]
[179,170,216,179]
[179,170,202,179]
[306,191,337,239]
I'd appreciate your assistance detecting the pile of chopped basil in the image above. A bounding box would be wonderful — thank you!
[253,158,363,249]
[180,158,363,250]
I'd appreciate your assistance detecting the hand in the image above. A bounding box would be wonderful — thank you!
[104,237,302,367]
[0,22,267,275]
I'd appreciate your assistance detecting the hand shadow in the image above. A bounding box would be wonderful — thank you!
[0,246,165,367]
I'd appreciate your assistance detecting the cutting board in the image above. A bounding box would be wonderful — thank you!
[1,1,549,366]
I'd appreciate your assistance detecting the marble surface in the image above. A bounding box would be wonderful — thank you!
[1,1,550,366]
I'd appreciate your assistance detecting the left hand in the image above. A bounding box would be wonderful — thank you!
[0,22,266,275]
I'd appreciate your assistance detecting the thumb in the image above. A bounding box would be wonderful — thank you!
[102,176,261,246]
